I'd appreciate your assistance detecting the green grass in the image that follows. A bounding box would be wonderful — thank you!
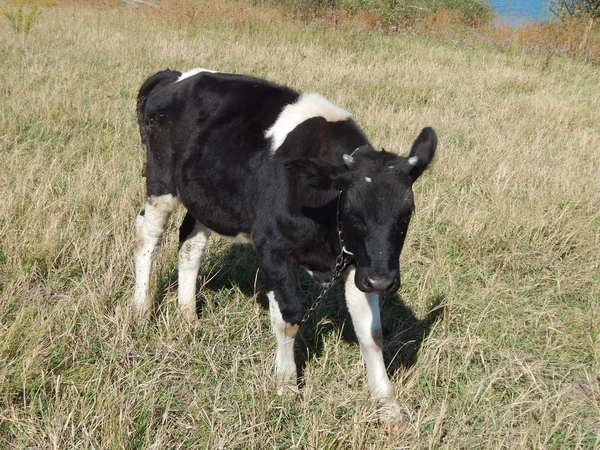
[0,1,599,448]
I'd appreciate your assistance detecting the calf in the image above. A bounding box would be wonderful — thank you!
[133,68,437,422]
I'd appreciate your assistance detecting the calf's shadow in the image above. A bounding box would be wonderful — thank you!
[155,243,444,381]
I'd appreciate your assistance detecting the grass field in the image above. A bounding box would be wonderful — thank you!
[1,1,599,448]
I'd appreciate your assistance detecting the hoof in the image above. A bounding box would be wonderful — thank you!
[179,308,200,328]
[276,381,300,397]
[132,307,150,328]
[377,400,410,433]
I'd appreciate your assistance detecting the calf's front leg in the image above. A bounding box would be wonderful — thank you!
[259,248,302,394]
[344,268,404,422]
[267,290,300,394]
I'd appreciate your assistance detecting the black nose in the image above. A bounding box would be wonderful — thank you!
[365,275,396,292]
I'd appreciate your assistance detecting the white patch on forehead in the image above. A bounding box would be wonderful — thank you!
[175,67,218,83]
[266,92,352,153]
[365,177,372,183]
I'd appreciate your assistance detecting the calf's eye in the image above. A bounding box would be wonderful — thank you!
[347,213,366,230]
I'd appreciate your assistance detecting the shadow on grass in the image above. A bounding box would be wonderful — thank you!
[152,243,261,318]
[157,243,444,381]
[203,244,264,301]
[294,272,445,381]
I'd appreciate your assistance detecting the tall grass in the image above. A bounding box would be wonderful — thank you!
[259,0,494,27]
[0,1,599,448]
[0,0,49,35]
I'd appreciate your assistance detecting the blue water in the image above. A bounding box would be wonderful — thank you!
[487,0,550,25]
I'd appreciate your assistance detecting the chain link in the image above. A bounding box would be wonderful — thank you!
[299,250,353,327]
[296,190,355,327]
[205,190,353,351]
[172,250,352,352]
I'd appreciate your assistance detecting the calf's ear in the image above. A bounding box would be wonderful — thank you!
[408,127,437,181]
[285,158,345,190]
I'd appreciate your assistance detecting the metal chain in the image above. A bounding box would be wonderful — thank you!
[182,191,354,353]
[299,250,353,327]
[299,190,354,327]
[151,248,352,354]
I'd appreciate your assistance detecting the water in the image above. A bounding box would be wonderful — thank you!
[487,0,551,26]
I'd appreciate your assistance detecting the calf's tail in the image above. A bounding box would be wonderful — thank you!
[136,70,180,148]
[136,70,180,176]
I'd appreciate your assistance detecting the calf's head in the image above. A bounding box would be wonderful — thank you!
[290,127,437,293]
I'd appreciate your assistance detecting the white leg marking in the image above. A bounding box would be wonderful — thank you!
[175,67,218,83]
[133,194,179,322]
[344,268,395,403]
[178,221,211,323]
[268,291,299,394]
[266,92,352,153]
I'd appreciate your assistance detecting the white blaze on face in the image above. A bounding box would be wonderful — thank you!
[175,67,218,83]
[266,92,352,153]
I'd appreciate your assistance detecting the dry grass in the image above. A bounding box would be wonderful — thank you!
[470,19,600,63]
[1,1,599,448]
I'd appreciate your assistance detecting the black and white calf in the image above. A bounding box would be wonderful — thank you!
[133,68,437,419]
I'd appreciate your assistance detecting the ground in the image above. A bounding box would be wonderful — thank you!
[0,2,599,448]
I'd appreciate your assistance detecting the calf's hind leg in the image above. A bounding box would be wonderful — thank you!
[133,194,179,322]
[178,213,211,323]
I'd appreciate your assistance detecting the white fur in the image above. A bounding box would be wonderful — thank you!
[175,67,218,83]
[408,156,418,166]
[344,268,395,403]
[343,154,355,167]
[202,231,252,245]
[231,233,253,245]
[133,194,179,321]
[268,291,299,394]
[365,177,372,183]
[178,221,211,322]
[266,92,351,153]
[301,266,314,277]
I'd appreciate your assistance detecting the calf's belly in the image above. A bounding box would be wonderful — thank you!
[179,190,252,238]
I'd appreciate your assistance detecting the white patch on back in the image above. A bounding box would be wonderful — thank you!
[266,92,352,153]
[365,177,372,183]
[175,67,218,83]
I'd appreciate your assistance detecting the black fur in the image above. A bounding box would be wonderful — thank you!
[137,69,437,324]
[178,212,197,249]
